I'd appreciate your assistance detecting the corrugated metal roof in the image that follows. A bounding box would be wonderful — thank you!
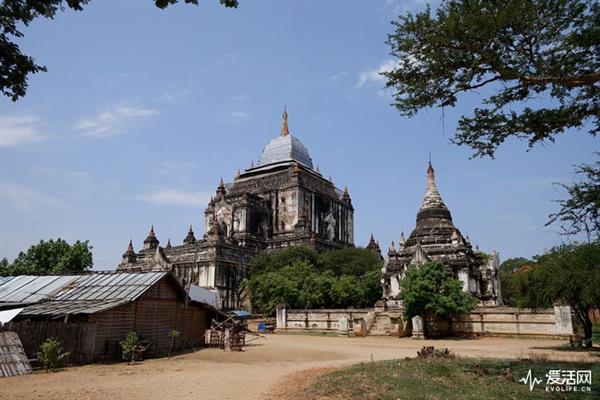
[52,272,165,303]
[25,272,167,316]
[0,276,80,305]
[0,272,170,317]
[20,300,130,316]
[0,331,32,378]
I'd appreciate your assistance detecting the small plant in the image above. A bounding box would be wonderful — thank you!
[167,329,181,358]
[417,346,453,360]
[120,331,139,364]
[37,338,69,371]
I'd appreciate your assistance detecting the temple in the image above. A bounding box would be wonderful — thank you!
[117,111,355,309]
[382,161,502,306]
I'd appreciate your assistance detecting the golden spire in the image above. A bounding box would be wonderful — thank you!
[280,108,289,136]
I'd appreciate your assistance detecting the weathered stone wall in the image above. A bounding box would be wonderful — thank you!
[276,307,371,331]
[449,306,574,337]
[275,305,575,337]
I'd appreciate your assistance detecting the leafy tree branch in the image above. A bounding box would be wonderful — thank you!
[384,0,600,158]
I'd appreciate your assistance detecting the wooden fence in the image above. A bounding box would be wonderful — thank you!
[6,320,98,365]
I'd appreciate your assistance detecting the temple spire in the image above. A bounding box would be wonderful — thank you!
[122,238,137,263]
[420,158,447,211]
[216,178,226,197]
[427,158,436,191]
[280,108,289,136]
[183,225,196,245]
[143,225,159,250]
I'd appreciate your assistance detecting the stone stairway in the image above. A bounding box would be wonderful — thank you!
[368,313,392,336]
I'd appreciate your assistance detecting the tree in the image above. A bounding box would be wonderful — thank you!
[246,247,383,315]
[518,243,600,347]
[498,257,533,306]
[167,329,181,358]
[247,260,320,315]
[547,156,600,241]
[398,262,477,336]
[0,258,9,275]
[320,247,383,277]
[0,0,238,101]
[249,246,321,275]
[1,238,93,276]
[384,0,599,159]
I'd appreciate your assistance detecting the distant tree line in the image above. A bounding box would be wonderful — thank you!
[0,238,93,276]
[246,247,383,315]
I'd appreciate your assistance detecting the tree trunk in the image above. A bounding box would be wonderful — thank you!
[582,314,593,348]
[168,336,174,358]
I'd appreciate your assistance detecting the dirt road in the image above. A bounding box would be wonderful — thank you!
[1,334,590,400]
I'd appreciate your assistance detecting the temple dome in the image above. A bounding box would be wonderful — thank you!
[258,135,313,169]
[256,110,313,169]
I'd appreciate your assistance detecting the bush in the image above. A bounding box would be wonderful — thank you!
[398,262,477,337]
[120,331,139,363]
[37,338,69,371]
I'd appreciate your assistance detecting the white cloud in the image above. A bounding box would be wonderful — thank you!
[0,182,64,211]
[156,87,191,103]
[74,105,158,138]
[356,59,399,88]
[231,111,252,119]
[0,115,45,147]
[231,94,248,102]
[136,189,211,207]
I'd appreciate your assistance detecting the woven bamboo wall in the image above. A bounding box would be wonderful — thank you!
[7,320,98,365]
[90,279,208,361]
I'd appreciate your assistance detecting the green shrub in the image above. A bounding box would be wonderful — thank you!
[37,338,69,371]
[120,331,139,363]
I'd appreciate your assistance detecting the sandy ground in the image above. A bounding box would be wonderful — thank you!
[1,334,593,400]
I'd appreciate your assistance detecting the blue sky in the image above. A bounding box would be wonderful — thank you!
[0,0,596,268]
